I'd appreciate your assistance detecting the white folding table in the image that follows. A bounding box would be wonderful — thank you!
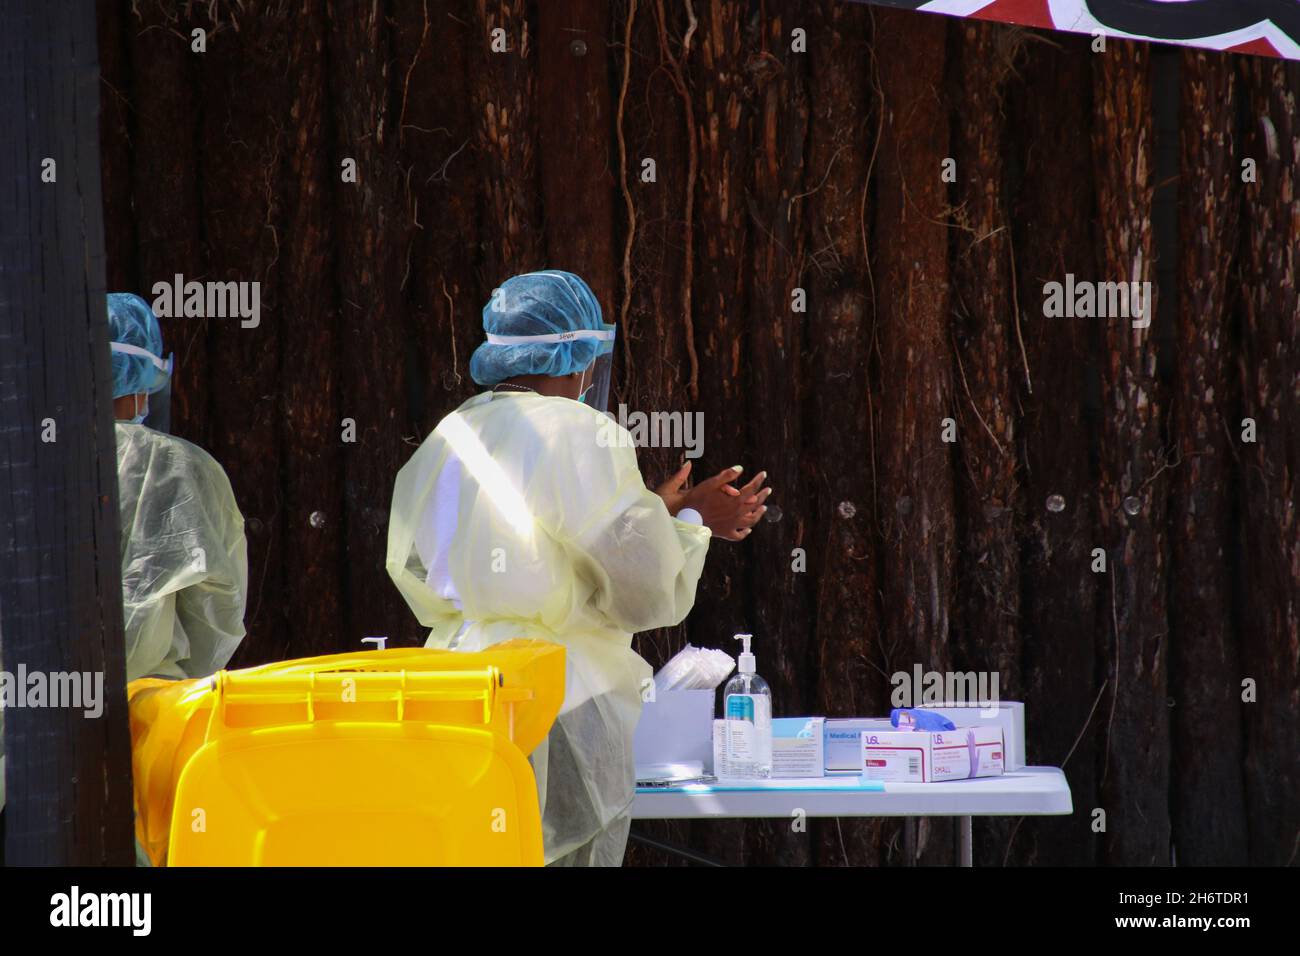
[631,766,1072,866]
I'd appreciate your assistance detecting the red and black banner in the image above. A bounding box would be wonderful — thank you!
[846,1,1300,60]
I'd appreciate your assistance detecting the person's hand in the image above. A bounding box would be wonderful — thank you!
[682,465,771,541]
[654,461,695,516]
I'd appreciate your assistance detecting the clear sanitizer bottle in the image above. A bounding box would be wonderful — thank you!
[722,633,772,778]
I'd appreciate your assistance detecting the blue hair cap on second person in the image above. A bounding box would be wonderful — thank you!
[469,271,608,386]
[107,292,170,398]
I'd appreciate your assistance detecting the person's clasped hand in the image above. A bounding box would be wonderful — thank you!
[655,462,771,541]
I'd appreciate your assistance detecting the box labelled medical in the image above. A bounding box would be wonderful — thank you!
[824,718,896,772]
[633,688,715,769]
[860,725,1005,783]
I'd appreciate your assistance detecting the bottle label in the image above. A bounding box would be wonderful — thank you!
[724,694,771,772]
[725,717,754,759]
[726,694,755,722]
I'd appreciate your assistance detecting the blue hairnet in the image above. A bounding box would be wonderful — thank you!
[469,271,613,386]
[108,293,171,398]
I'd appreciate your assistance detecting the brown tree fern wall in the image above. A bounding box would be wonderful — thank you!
[95,0,1298,866]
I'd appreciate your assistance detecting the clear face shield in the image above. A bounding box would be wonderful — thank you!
[110,341,174,428]
[484,324,617,414]
[145,366,173,432]
[579,326,616,415]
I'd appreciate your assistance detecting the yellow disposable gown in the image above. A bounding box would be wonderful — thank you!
[114,423,248,683]
[0,423,247,808]
[386,392,710,863]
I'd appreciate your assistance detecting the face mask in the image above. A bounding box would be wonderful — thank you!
[577,366,595,405]
[127,395,149,425]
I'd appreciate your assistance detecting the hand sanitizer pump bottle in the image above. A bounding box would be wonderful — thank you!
[722,633,772,778]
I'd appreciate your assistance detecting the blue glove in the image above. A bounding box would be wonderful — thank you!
[890,708,956,731]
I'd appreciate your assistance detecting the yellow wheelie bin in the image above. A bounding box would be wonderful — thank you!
[127,640,564,866]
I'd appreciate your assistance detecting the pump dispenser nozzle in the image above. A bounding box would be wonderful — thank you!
[734,633,755,674]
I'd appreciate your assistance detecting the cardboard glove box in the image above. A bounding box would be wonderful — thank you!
[920,701,1025,771]
[861,725,1005,783]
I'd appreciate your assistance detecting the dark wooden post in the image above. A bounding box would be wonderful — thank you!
[743,0,813,868]
[1007,35,1103,867]
[1092,40,1171,867]
[681,0,755,866]
[0,0,134,864]
[1237,56,1300,866]
[1169,49,1247,865]
[806,0,884,866]
[873,7,957,866]
[949,19,1023,867]
[537,0,617,312]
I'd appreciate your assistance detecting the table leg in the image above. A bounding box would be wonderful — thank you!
[627,828,728,867]
[958,815,973,867]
